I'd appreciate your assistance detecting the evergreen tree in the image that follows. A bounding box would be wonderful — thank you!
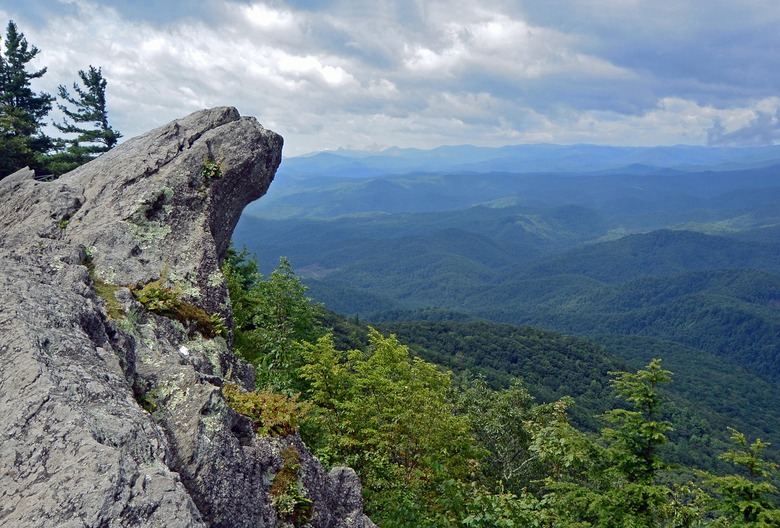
[602,358,674,485]
[223,250,323,391]
[52,65,121,173]
[703,428,780,526]
[0,20,54,177]
[535,359,680,527]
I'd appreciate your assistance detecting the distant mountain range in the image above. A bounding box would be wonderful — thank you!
[280,143,780,178]
[236,141,780,371]
[234,141,780,470]
[247,144,780,219]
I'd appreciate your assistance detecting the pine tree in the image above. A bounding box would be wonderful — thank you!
[703,428,780,526]
[534,359,679,527]
[602,357,674,485]
[0,20,54,177]
[51,65,121,174]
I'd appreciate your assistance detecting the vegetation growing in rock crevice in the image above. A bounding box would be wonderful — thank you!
[83,250,125,319]
[201,159,222,180]
[221,384,309,437]
[92,277,124,319]
[130,275,227,338]
[84,251,227,339]
[269,446,314,525]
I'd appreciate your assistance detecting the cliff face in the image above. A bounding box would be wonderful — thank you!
[0,108,374,528]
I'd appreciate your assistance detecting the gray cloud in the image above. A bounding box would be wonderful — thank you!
[2,0,779,154]
[707,110,780,146]
[519,1,780,107]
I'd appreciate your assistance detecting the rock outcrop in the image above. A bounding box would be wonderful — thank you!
[0,108,375,527]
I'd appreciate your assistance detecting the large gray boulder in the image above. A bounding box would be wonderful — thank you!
[0,108,375,527]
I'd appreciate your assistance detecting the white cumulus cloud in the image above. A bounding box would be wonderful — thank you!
[2,0,778,154]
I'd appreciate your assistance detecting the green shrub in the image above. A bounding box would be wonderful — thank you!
[222,384,309,437]
[201,159,222,179]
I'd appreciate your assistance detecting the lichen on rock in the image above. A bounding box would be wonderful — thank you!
[0,107,375,528]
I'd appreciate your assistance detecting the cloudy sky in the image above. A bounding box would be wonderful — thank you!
[3,0,780,156]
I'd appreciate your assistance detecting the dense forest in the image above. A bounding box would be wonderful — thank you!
[234,150,780,374]
[219,248,780,527]
[230,144,780,525]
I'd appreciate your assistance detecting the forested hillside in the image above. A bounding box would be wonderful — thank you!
[231,144,780,524]
[235,146,780,381]
[236,217,780,378]
[221,249,780,526]
[373,321,780,471]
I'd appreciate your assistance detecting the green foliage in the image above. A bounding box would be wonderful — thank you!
[219,249,780,524]
[0,20,53,176]
[593,333,780,473]
[376,320,622,430]
[269,446,314,525]
[55,65,121,152]
[0,21,121,177]
[130,276,227,338]
[376,320,780,477]
[208,312,228,338]
[530,360,680,527]
[428,480,538,528]
[702,428,780,526]
[132,281,179,312]
[236,203,780,382]
[454,375,573,495]
[196,159,223,196]
[222,384,309,437]
[135,386,162,414]
[223,248,322,390]
[49,65,121,175]
[201,159,222,179]
[298,330,480,526]
[92,277,125,319]
[603,358,674,484]
[84,257,125,319]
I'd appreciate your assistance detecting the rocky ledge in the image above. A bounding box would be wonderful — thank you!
[0,107,375,527]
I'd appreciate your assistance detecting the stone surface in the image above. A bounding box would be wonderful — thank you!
[0,107,374,527]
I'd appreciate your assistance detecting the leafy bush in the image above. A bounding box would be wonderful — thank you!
[222,383,309,437]
[298,330,480,525]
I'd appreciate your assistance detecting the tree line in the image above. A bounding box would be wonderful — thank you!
[0,20,121,179]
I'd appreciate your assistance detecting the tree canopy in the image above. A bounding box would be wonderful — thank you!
[50,65,121,174]
[0,20,120,178]
[221,248,780,526]
[0,20,53,176]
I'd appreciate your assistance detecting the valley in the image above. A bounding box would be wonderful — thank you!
[234,143,780,471]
